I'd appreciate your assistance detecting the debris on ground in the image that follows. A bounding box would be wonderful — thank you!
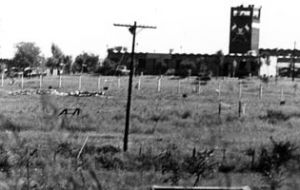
[7,89,105,97]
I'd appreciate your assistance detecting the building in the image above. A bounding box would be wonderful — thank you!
[106,50,260,77]
[229,5,261,54]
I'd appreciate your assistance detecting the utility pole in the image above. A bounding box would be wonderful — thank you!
[292,41,297,81]
[114,21,156,152]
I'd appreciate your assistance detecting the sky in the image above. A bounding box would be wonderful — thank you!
[0,0,299,59]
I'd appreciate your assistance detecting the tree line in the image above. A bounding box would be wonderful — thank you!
[8,42,105,74]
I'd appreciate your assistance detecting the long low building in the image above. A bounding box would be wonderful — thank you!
[106,48,300,78]
[106,50,260,77]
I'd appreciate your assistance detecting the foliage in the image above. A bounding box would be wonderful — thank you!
[12,42,43,69]
[176,59,196,77]
[46,44,73,74]
[182,148,216,186]
[98,58,118,75]
[252,137,297,190]
[73,53,99,73]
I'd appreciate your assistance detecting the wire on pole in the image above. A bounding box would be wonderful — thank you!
[114,21,156,152]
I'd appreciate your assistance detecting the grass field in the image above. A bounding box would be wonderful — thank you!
[0,75,300,189]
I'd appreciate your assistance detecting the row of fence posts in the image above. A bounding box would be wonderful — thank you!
[0,73,292,103]
[218,81,287,117]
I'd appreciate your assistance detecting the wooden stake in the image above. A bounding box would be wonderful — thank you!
[177,79,181,94]
[59,75,62,88]
[39,74,42,90]
[259,84,263,99]
[97,76,101,91]
[218,101,222,116]
[198,80,201,94]
[239,82,242,100]
[218,82,221,100]
[117,77,121,89]
[1,72,4,87]
[157,77,161,92]
[138,76,141,90]
[78,75,82,90]
[280,88,284,101]
[238,100,242,117]
[21,74,24,90]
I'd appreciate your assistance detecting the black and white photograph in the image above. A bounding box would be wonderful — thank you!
[0,0,299,189]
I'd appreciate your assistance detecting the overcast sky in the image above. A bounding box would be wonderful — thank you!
[0,0,299,59]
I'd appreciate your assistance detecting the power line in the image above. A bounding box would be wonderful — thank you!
[113,21,156,152]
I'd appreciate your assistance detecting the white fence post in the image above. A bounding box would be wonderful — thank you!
[21,74,24,90]
[239,82,242,100]
[78,75,82,90]
[259,83,263,99]
[157,76,161,92]
[177,79,181,94]
[138,76,141,90]
[39,74,42,90]
[59,75,62,88]
[117,76,121,89]
[1,72,4,87]
[198,80,201,94]
[97,76,101,91]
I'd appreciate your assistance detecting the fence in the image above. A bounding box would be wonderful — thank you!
[1,74,299,116]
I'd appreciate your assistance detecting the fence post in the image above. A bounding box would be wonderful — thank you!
[1,72,4,87]
[21,73,24,90]
[138,76,141,90]
[157,76,161,92]
[280,88,284,101]
[177,79,181,94]
[239,82,242,99]
[198,80,201,94]
[238,100,242,117]
[117,76,121,89]
[59,75,62,88]
[218,82,221,100]
[98,76,101,91]
[39,74,42,90]
[218,100,222,116]
[259,83,263,99]
[78,75,82,90]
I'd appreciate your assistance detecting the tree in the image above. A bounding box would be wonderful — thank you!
[12,42,43,69]
[72,53,99,73]
[215,50,225,77]
[46,44,65,72]
[98,58,118,75]
[62,55,72,74]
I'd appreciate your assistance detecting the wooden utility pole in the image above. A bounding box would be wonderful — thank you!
[114,22,156,152]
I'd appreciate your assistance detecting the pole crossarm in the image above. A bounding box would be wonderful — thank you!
[113,23,157,29]
[113,21,156,152]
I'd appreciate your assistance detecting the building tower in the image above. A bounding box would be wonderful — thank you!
[229,5,261,54]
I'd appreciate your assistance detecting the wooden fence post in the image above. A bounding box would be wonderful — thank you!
[138,76,141,90]
[177,79,181,94]
[39,74,43,90]
[218,100,222,116]
[98,76,101,91]
[1,72,4,87]
[117,76,121,89]
[218,82,221,100]
[259,83,263,99]
[78,75,82,90]
[238,100,242,117]
[157,76,161,92]
[59,75,62,88]
[239,82,242,99]
[21,74,24,90]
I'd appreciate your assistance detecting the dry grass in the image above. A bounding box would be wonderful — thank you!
[0,75,299,189]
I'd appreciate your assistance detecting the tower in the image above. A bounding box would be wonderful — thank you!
[229,5,261,54]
